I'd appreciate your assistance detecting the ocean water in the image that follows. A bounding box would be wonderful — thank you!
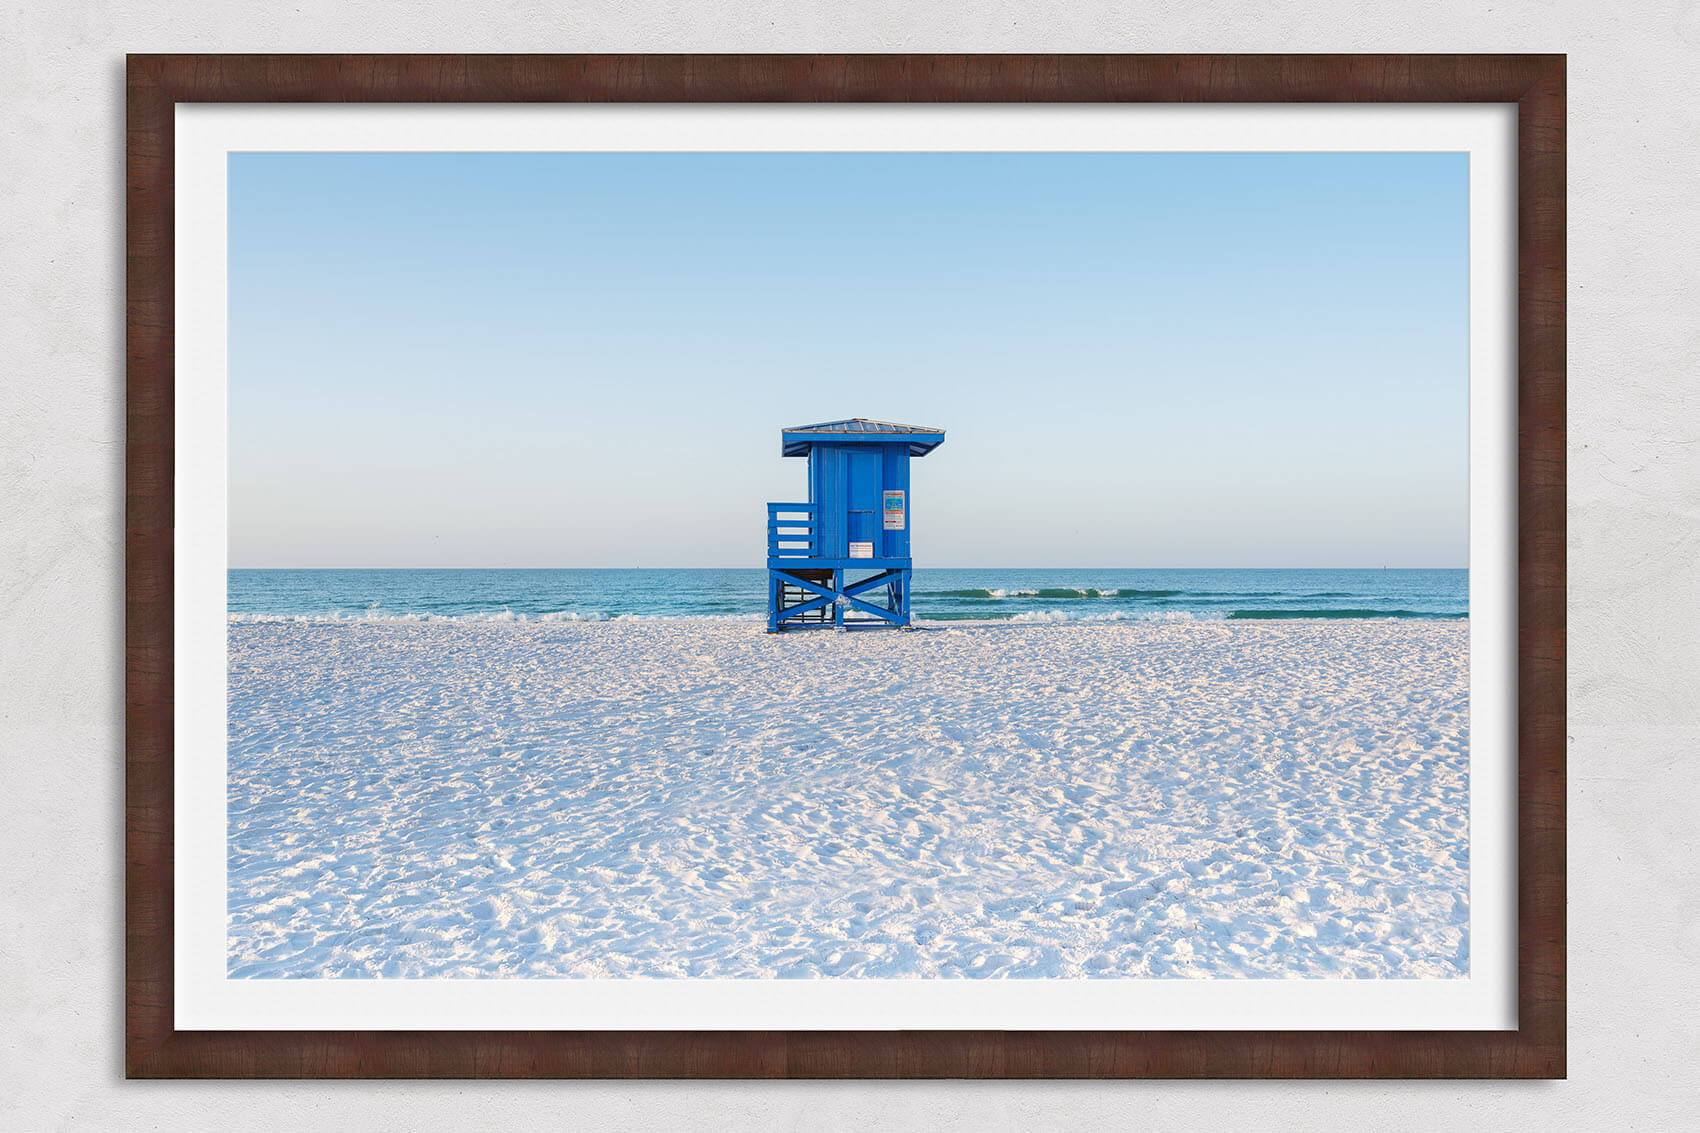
[228,568,1467,623]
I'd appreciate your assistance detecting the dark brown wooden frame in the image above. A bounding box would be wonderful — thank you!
[127,53,1565,1079]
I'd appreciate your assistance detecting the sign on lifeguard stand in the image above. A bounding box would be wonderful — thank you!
[765,418,945,631]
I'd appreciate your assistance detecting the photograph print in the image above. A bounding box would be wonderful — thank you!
[225,149,1471,982]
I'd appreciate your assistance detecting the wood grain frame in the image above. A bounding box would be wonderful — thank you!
[126,54,1565,1078]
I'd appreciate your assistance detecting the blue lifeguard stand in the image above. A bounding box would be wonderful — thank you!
[766,418,945,632]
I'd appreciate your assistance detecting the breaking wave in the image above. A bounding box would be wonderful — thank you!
[918,607,1465,623]
[919,587,1183,600]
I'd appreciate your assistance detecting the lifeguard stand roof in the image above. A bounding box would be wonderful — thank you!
[781,418,946,458]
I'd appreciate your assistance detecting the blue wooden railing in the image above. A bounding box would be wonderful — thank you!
[767,502,817,559]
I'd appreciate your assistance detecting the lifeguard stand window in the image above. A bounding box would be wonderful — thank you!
[766,418,944,631]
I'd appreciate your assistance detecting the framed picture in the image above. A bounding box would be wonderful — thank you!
[127,54,1565,1077]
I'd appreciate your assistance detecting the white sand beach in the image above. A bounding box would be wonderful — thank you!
[226,619,1469,979]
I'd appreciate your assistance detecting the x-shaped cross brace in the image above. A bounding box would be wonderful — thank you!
[776,569,904,625]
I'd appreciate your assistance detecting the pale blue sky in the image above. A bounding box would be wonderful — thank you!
[228,151,1468,568]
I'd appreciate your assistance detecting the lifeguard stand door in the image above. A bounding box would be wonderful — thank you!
[846,449,880,557]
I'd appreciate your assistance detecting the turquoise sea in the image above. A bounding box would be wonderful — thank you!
[228,568,1467,623]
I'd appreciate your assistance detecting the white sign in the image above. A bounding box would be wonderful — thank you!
[883,490,905,531]
[848,542,874,559]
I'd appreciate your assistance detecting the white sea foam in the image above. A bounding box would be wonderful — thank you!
[228,610,764,625]
[227,619,1470,979]
[919,609,1223,625]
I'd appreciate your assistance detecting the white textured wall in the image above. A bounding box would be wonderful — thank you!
[2,3,1695,1127]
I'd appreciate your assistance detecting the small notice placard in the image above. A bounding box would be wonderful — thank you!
[849,542,874,559]
[882,490,905,530]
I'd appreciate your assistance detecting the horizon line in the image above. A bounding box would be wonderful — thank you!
[227,564,1471,572]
